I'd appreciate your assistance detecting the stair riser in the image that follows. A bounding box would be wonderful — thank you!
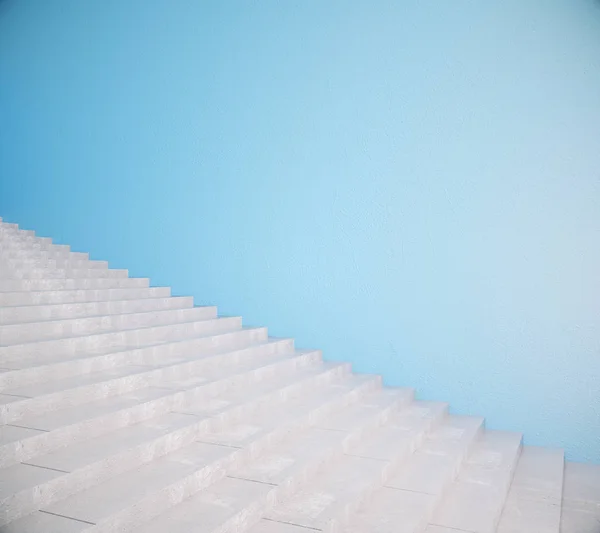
[0,296,194,326]
[0,347,319,469]
[0,325,261,391]
[81,371,378,533]
[0,315,242,369]
[0,226,33,235]
[321,429,456,533]
[0,305,216,346]
[0,239,53,249]
[0,233,36,239]
[0,243,69,254]
[489,442,524,532]
[398,422,486,533]
[0,287,172,306]
[0,259,107,270]
[0,233,52,243]
[0,250,89,261]
[0,359,356,526]
[1,331,278,423]
[0,235,54,243]
[0,277,149,291]
[0,268,128,280]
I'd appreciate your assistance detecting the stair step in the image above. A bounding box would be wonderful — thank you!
[0,220,579,533]
[0,223,31,234]
[0,317,245,423]
[0,267,128,280]
[0,336,301,467]
[0,286,171,306]
[427,430,523,533]
[248,401,442,533]
[0,277,149,292]
[0,242,68,253]
[0,326,276,425]
[336,415,483,533]
[0,326,269,390]
[4,372,378,531]
[497,446,564,533]
[0,314,240,367]
[560,462,600,533]
[0,250,89,261]
[0,304,216,345]
[0,258,108,270]
[130,389,415,533]
[0,352,342,522]
[0,236,49,245]
[0,296,193,325]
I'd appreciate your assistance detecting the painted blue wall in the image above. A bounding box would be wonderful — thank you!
[1,0,599,462]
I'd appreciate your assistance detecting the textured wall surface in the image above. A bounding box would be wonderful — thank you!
[1,0,599,462]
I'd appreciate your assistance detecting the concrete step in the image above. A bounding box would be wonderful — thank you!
[0,304,216,345]
[0,334,296,467]
[0,235,56,245]
[0,229,48,238]
[0,314,242,370]
[0,286,172,306]
[0,223,32,235]
[0,267,128,280]
[0,295,193,325]
[339,414,484,533]
[0,348,343,523]
[0,249,89,261]
[4,371,379,532]
[0,222,19,230]
[427,430,523,533]
[246,400,445,533]
[0,219,579,533]
[0,277,149,292]
[0,242,70,253]
[0,258,108,270]
[0,230,34,238]
[496,446,564,533]
[0,236,51,246]
[131,388,417,533]
[560,462,600,533]
[0,322,268,425]
[0,326,267,390]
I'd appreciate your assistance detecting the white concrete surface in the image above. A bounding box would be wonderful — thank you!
[0,219,597,532]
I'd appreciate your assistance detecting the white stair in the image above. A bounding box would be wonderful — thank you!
[0,218,598,533]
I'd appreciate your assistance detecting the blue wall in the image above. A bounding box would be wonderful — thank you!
[1,0,599,462]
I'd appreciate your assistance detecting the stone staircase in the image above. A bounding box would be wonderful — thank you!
[0,218,598,533]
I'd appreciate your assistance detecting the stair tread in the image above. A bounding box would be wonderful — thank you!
[1,326,264,373]
[0,221,576,533]
[21,360,338,472]
[0,316,242,366]
[0,278,149,291]
[129,389,416,533]
[0,354,332,519]
[429,430,523,533]
[259,410,434,531]
[496,446,564,533]
[385,414,483,495]
[0,305,217,346]
[5,349,303,434]
[4,364,155,397]
[0,286,171,306]
[340,414,484,533]
[32,375,374,530]
[0,296,193,325]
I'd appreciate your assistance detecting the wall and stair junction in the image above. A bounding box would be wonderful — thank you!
[0,218,598,533]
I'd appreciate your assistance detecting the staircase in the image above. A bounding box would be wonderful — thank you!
[0,218,598,533]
